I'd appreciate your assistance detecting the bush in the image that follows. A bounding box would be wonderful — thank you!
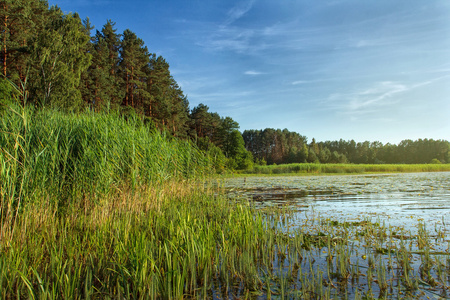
[430,158,442,164]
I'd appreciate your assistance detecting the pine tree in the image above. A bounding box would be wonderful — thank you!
[101,20,124,109]
[146,55,190,136]
[147,55,172,126]
[81,20,124,111]
[119,29,150,112]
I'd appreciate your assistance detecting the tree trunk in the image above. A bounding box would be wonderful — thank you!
[130,66,134,108]
[2,4,8,77]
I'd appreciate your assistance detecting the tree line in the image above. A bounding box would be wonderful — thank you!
[2,1,447,170]
[0,0,252,169]
[243,129,449,165]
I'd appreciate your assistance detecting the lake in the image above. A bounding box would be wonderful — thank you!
[225,172,450,231]
[222,172,450,299]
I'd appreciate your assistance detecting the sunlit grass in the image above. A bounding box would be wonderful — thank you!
[241,163,450,175]
[0,104,212,234]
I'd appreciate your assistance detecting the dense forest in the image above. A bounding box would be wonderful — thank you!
[1,0,448,169]
[243,129,449,165]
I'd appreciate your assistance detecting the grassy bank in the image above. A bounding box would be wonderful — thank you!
[240,163,450,175]
[1,104,214,246]
[0,181,273,299]
[0,105,211,212]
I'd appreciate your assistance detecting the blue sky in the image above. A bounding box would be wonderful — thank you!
[49,0,450,144]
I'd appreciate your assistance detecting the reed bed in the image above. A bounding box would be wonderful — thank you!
[246,163,450,175]
[2,184,449,299]
[1,104,212,232]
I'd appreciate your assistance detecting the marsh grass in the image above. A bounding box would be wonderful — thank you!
[245,162,450,175]
[2,183,450,298]
[0,104,212,235]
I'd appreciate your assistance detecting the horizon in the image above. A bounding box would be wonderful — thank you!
[48,0,450,144]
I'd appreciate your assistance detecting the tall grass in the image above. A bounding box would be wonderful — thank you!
[0,180,271,299]
[0,104,212,236]
[245,162,450,175]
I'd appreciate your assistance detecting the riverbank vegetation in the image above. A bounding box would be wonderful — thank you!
[1,120,449,298]
[239,163,450,175]
[2,108,449,298]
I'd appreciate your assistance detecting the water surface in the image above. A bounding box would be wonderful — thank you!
[225,172,450,231]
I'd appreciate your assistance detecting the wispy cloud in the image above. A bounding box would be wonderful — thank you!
[224,0,255,26]
[324,79,435,117]
[244,70,264,75]
[348,81,407,111]
[292,80,309,85]
[200,27,259,53]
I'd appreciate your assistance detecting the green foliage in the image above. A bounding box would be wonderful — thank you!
[225,130,254,170]
[243,128,309,165]
[30,10,92,110]
[0,77,16,110]
[2,1,194,137]
[244,163,450,175]
[307,150,319,163]
[81,20,124,112]
[190,105,252,170]
[430,158,442,164]
[205,143,227,173]
[243,128,449,165]
[0,104,213,212]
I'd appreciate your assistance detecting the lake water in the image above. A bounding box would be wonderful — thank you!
[223,172,450,298]
[224,172,450,234]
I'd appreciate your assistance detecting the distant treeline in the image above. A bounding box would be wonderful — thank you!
[243,129,449,165]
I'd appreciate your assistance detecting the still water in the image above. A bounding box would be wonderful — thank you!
[222,172,450,298]
[225,172,450,232]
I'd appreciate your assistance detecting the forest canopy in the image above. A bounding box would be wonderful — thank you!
[243,129,449,165]
[1,0,448,169]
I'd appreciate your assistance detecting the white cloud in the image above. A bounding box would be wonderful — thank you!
[197,27,261,53]
[323,81,410,117]
[244,70,264,75]
[324,76,448,119]
[350,81,407,109]
[292,80,309,85]
[224,0,255,26]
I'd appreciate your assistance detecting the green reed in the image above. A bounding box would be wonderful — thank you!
[0,104,213,233]
[244,162,450,175]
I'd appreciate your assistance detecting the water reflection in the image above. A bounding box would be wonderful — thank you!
[225,172,450,232]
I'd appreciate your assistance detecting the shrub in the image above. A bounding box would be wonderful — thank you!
[430,158,442,164]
